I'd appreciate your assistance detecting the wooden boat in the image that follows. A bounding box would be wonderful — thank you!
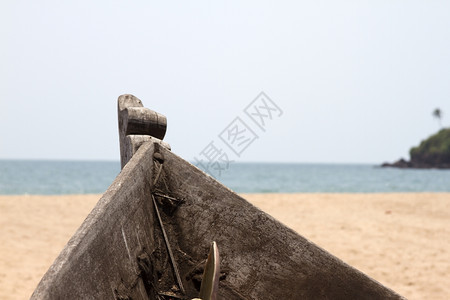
[31,95,405,299]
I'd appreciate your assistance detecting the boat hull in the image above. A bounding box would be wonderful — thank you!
[32,142,404,299]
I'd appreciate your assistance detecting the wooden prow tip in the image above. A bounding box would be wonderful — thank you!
[118,94,170,169]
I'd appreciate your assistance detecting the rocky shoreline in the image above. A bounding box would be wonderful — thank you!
[381,158,450,169]
[382,128,450,169]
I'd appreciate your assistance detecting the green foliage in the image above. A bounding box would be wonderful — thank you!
[409,128,450,164]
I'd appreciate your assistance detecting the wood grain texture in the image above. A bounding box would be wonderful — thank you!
[31,143,159,299]
[118,94,167,169]
[153,145,406,300]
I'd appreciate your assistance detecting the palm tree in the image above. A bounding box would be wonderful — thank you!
[432,108,442,128]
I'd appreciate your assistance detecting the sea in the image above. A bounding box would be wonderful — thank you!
[0,160,449,195]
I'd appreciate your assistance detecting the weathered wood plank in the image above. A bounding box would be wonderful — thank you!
[155,145,405,300]
[121,135,171,171]
[118,94,167,169]
[31,142,159,299]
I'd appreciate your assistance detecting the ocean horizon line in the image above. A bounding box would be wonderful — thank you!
[1,160,449,195]
[0,158,387,166]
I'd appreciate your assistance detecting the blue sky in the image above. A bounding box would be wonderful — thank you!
[1,1,449,163]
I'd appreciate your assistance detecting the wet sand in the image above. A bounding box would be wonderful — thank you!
[0,193,449,299]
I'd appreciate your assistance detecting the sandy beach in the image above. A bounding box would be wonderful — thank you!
[0,193,449,300]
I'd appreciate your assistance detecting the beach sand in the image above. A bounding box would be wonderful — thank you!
[0,193,449,299]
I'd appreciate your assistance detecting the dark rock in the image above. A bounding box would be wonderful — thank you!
[381,158,450,169]
[381,158,411,168]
